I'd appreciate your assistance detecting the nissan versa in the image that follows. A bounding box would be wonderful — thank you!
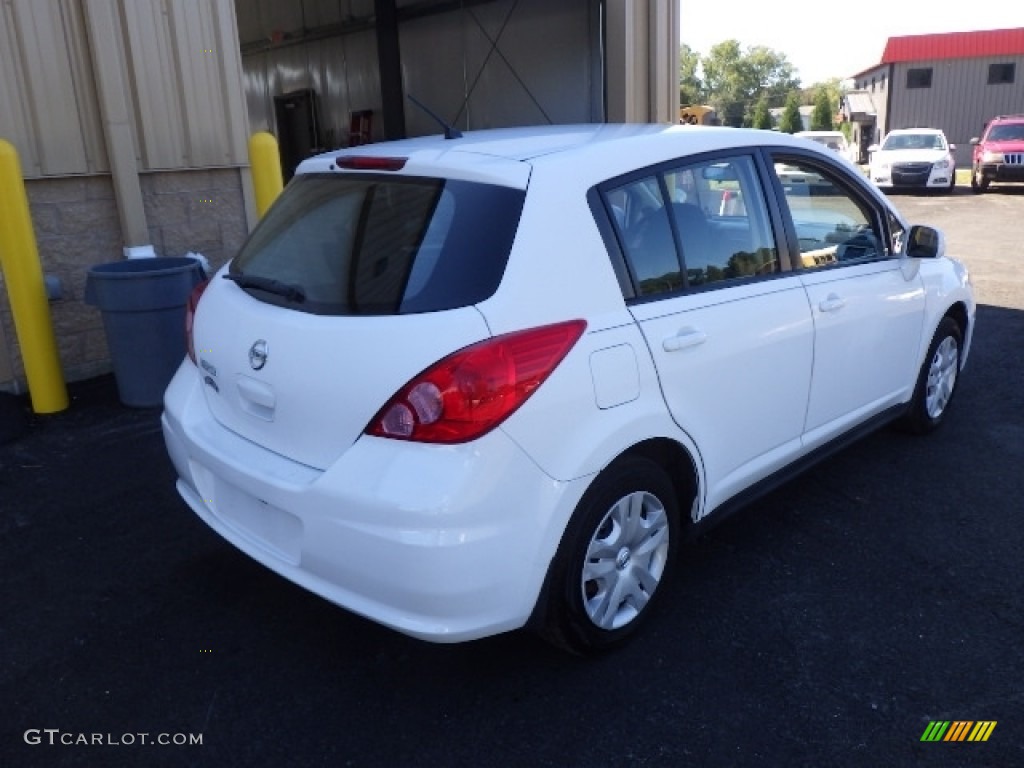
[162,124,975,653]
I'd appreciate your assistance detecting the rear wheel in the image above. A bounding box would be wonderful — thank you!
[899,317,962,434]
[539,456,679,654]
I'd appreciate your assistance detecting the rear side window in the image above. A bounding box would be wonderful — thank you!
[230,174,525,315]
[606,154,778,297]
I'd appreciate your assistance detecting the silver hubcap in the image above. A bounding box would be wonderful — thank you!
[581,491,670,630]
[925,336,958,419]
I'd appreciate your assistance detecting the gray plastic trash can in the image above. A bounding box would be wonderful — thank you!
[85,257,204,407]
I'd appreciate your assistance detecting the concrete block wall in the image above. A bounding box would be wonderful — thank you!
[0,168,248,394]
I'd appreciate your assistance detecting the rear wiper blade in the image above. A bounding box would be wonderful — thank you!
[223,272,305,302]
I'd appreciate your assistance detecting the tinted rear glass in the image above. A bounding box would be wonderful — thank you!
[230,174,525,315]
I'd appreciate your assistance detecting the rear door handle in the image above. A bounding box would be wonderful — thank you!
[662,328,707,352]
[818,293,846,313]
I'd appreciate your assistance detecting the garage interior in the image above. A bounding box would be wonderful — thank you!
[235,0,678,177]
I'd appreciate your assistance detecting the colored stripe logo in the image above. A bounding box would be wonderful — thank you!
[921,721,997,742]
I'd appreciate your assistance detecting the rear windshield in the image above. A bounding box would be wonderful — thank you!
[229,173,525,315]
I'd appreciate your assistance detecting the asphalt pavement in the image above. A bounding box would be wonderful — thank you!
[2,192,1022,767]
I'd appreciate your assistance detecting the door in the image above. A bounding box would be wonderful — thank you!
[767,153,926,449]
[608,153,815,515]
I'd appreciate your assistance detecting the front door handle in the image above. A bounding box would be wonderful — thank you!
[818,293,847,313]
[662,328,707,352]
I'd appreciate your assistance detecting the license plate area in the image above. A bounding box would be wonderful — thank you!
[211,478,303,565]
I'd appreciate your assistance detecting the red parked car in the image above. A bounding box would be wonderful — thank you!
[970,114,1024,193]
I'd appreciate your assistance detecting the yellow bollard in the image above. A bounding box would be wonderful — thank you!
[248,132,284,219]
[0,140,68,414]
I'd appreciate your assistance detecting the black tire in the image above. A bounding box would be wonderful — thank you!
[899,317,963,434]
[539,456,679,654]
[970,166,989,194]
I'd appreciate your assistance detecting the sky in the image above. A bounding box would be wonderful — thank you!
[680,1,1024,86]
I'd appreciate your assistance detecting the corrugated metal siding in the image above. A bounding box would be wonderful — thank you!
[124,0,248,169]
[0,0,108,176]
[0,0,248,178]
[888,56,1024,165]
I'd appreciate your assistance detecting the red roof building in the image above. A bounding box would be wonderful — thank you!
[881,27,1024,65]
[843,28,1024,165]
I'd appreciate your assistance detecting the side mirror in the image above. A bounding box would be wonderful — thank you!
[905,225,945,259]
[867,144,879,153]
[970,137,980,145]
[949,143,957,152]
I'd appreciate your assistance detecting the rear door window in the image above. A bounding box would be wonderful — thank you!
[606,154,779,297]
[230,174,525,315]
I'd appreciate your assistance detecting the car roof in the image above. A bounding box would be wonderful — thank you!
[887,127,945,135]
[296,124,827,188]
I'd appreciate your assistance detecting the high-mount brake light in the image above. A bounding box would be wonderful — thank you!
[334,156,408,171]
[185,279,210,364]
[366,320,587,444]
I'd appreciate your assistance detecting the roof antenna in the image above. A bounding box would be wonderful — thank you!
[406,93,463,140]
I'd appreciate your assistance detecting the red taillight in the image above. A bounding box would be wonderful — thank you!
[367,320,587,444]
[185,279,210,364]
[335,156,408,172]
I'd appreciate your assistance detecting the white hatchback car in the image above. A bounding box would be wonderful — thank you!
[868,128,957,192]
[162,124,975,653]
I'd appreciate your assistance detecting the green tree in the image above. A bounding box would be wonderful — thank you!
[811,88,834,131]
[752,96,773,130]
[803,78,845,108]
[700,40,800,127]
[679,44,704,109]
[700,40,746,126]
[778,92,803,133]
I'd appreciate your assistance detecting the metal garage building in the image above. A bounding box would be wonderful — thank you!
[843,28,1024,165]
[0,0,679,395]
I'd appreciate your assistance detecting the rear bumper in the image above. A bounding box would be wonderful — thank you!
[161,362,587,643]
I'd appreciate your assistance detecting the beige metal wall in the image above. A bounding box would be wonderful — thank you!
[0,0,107,176]
[0,0,250,178]
[605,0,679,124]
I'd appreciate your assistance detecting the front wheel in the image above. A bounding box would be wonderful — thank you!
[899,317,963,434]
[539,456,679,654]
[970,166,989,193]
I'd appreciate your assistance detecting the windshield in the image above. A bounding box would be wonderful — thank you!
[988,123,1024,141]
[230,174,525,315]
[882,133,946,151]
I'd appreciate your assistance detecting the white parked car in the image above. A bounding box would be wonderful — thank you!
[868,128,957,192]
[796,130,858,164]
[162,124,975,653]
